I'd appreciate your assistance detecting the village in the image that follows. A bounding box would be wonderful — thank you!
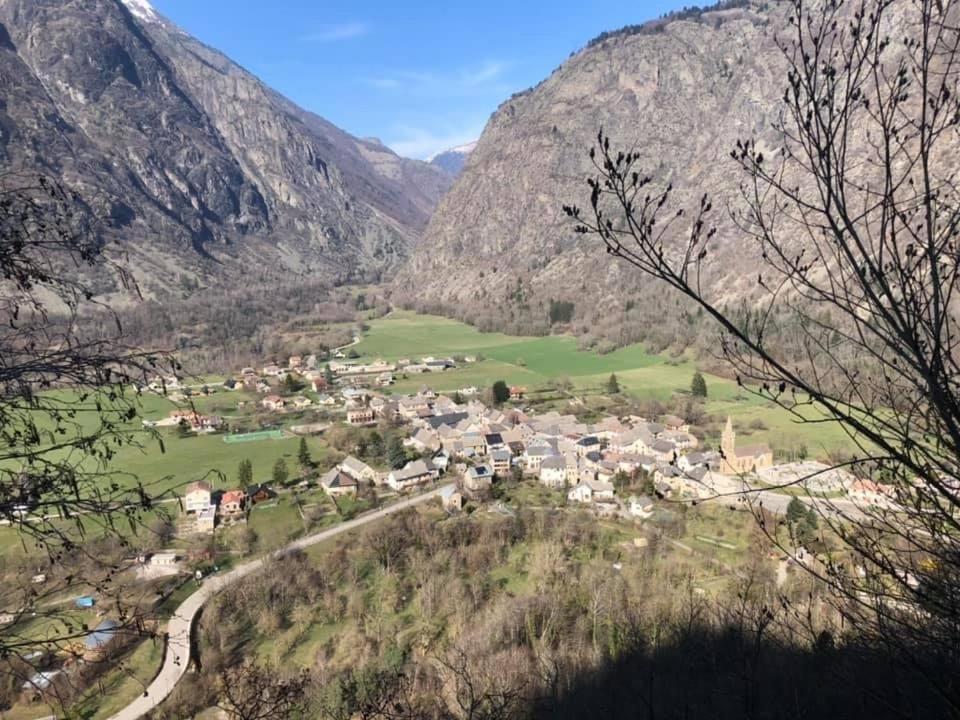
[153,351,896,538]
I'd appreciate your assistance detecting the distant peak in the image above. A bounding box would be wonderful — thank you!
[427,141,478,162]
[121,0,159,23]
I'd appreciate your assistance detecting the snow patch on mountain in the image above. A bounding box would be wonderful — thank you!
[427,141,477,162]
[121,0,159,23]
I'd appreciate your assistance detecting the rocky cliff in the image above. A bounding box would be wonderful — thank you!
[0,0,451,296]
[395,2,791,348]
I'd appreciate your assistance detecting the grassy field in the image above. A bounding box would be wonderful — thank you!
[356,311,858,457]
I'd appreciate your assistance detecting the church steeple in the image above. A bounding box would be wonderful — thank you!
[721,415,736,456]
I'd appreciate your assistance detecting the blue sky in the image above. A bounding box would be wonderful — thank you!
[151,1,688,160]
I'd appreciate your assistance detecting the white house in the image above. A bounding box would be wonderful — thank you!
[539,456,567,489]
[629,495,655,519]
[567,478,615,504]
[387,459,437,492]
[338,456,377,484]
[184,481,212,514]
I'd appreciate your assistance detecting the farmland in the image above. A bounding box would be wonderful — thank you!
[356,311,858,458]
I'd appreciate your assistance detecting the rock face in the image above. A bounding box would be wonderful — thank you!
[396,2,792,343]
[0,0,451,295]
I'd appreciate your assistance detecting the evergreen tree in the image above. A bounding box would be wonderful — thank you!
[297,437,312,468]
[606,373,621,394]
[492,380,510,405]
[237,459,253,486]
[324,363,335,384]
[387,436,407,469]
[272,458,290,486]
[369,431,385,459]
[691,370,708,398]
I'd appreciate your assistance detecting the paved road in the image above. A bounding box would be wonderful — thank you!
[107,485,448,720]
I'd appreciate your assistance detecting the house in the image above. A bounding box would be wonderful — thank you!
[461,432,486,457]
[21,670,65,703]
[262,395,286,411]
[290,396,312,410]
[484,432,506,453]
[441,485,463,511]
[83,619,121,662]
[567,478,615,504]
[490,448,513,476]
[196,505,216,532]
[612,427,656,455]
[320,468,359,497]
[660,414,690,432]
[387,459,438,491]
[719,417,774,474]
[539,455,567,489]
[184,481,212,514]
[311,377,329,393]
[848,479,896,507]
[220,490,246,517]
[288,355,303,369]
[316,393,337,406]
[262,364,283,377]
[524,442,558,472]
[433,448,452,473]
[629,495,655,519]
[150,551,178,566]
[346,406,376,426]
[509,386,527,401]
[464,464,494,492]
[575,436,601,457]
[339,456,377,484]
[245,484,276,505]
[406,428,441,452]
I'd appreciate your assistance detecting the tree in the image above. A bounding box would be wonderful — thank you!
[324,363,336,385]
[217,661,307,720]
[0,174,177,662]
[690,370,707,398]
[297,437,312,469]
[565,0,960,704]
[606,373,621,394]
[452,391,465,405]
[387,436,407,470]
[492,380,510,406]
[237,459,253,486]
[369,431,385,460]
[272,458,289,486]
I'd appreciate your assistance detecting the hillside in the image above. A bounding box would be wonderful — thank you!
[0,0,451,296]
[395,2,790,349]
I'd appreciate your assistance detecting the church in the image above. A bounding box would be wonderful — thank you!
[720,416,774,475]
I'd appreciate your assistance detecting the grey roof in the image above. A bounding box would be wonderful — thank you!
[491,449,512,462]
[321,469,358,489]
[469,465,493,478]
[392,459,435,481]
[484,433,504,445]
[426,412,469,429]
[527,443,558,457]
[540,456,566,470]
[652,439,676,453]
[576,436,600,447]
[85,619,119,650]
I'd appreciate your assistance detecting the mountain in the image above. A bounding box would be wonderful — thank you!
[395,1,794,349]
[428,141,477,176]
[0,0,452,297]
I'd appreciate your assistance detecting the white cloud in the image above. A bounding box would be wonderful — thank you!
[368,60,509,98]
[300,22,369,42]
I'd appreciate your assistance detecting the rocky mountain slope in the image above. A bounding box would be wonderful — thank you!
[0,0,451,296]
[395,2,793,348]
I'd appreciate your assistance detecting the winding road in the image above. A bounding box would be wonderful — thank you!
[107,485,448,720]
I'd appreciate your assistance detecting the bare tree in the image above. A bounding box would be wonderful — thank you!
[565,0,960,708]
[0,173,178,680]
[218,661,308,720]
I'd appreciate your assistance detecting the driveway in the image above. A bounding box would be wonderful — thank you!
[106,485,448,720]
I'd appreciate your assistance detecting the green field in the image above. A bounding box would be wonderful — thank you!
[356,311,858,458]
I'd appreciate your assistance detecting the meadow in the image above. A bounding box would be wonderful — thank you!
[356,311,859,458]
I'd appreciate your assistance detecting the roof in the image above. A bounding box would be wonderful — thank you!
[540,456,566,470]
[633,495,655,507]
[484,432,504,445]
[491,449,512,462]
[735,443,772,458]
[576,436,600,446]
[392,459,435,481]
[221,490,245,505]
[652,439,676,453]
[85,619,120,650]
[440,485,459,499]
[469,465,493,478]
[186,480,211,494]
[341,455,372,475]
[321,469,358,489]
